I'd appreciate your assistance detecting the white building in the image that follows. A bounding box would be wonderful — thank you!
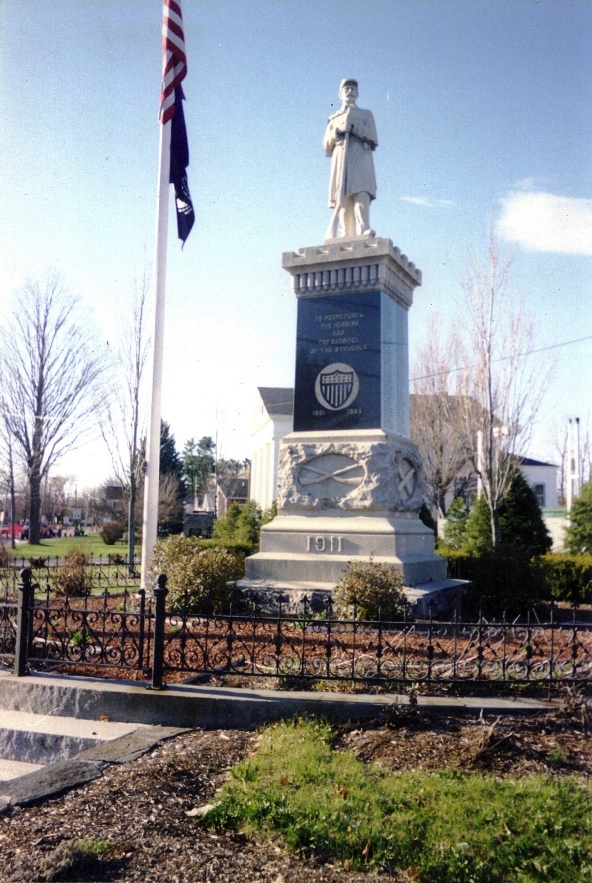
[516,457,558,510]
[249,388,294,511]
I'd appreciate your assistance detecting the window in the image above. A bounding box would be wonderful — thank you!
[533,484,545,508]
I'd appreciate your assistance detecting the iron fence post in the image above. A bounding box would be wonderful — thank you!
[150,574,168,690]
[14,567,35,677]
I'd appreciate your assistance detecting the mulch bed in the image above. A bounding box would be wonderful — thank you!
[1,700,590,882]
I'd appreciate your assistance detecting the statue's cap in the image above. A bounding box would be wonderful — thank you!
[340,78,358,90]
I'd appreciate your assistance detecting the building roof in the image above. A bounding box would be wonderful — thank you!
[258,387,294,417]
[217,477,249,501]
[515,456,558,469]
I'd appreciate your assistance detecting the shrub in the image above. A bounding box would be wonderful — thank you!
[537,552,592,604]
[36,836,109,882]
[440,546,545,616]
[188,538,253,556]
[51,552,93,597]
[334,558,406,620]
[100,521,125,545]
[151,534,245,613]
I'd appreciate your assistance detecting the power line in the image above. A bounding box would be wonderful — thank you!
[411,334,592,382]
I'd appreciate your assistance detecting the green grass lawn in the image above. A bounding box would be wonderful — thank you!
[1,533,139,560]
[203,719,592,883]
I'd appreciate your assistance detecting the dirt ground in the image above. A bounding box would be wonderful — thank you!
[1,695,590,883]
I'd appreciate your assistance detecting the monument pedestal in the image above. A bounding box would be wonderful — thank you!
[244,237,464,612]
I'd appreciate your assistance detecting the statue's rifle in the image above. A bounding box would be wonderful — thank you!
[339,116,351,204]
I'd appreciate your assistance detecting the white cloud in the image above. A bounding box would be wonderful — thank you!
[399,196,456,208]
[513,177,544,191]
[497,191,592,255]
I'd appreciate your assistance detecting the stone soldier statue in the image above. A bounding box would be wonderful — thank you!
[324,78,378,241]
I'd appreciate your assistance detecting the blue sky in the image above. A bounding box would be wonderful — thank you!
[1,0,591,490]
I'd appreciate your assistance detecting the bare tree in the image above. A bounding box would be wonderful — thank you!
[0,272,106,544]
[548,419,569,507]
[411,315,468,517]
[158,471,184,529]
[0,423,19,549]
[100,272,150,570]
[450,238,551,547]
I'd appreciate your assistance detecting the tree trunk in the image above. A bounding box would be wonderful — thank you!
[9,442,17,550]
[490,506,501,550]
[128,478,137,574]
[29,469,42,545]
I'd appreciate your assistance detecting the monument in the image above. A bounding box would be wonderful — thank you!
[244,80,460,612]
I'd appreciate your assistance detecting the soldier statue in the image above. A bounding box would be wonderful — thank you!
[324,78,378,241]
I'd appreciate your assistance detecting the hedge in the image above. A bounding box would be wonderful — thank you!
[441,548,592,611]
[536,552,592,605]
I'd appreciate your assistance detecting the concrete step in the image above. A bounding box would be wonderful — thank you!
[0,708,146,765]
[0,758,44,781]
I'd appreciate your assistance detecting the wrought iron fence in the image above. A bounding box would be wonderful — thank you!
[0,555,141,598]
[2,567,152,677]
[3,570,591,692]
[0,597,17,667]
[159,589,592,689]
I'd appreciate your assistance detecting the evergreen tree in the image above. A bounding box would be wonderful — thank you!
[418,503,438,535]
[183,436,215,503]
[158,421,186,526]
[213,503,242,542]
[565,481,592,554]
[464,470,551,555]
[261,499,277,525]
[160,421,184,485]
[464,495,493,553]
[442,496,469,550]
[498,468,551,555]
[213,500,262,548]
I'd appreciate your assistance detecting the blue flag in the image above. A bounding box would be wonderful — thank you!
[169,87,195,245]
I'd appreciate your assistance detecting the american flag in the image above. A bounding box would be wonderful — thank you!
[160,0,194,244]
[160,0,187,125]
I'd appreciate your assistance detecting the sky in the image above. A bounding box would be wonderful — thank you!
[1,0,591,493]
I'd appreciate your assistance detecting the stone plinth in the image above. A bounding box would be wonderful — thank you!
[246,429,446,587]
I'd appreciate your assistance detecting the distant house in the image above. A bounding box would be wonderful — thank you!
[514,457,558,509]
[216,477,249,519]
[102,485,126,523]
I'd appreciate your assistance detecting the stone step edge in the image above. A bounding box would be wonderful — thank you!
[0,725,189,814]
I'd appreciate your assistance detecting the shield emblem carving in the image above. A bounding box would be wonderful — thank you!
[315,362,360,411]
[321,369,353,409]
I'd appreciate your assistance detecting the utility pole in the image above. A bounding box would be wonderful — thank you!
[566,417,581,512]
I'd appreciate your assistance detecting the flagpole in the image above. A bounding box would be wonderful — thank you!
[140,117,171,590]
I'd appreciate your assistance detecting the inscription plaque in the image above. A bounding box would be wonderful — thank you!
[294,292,381,431]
